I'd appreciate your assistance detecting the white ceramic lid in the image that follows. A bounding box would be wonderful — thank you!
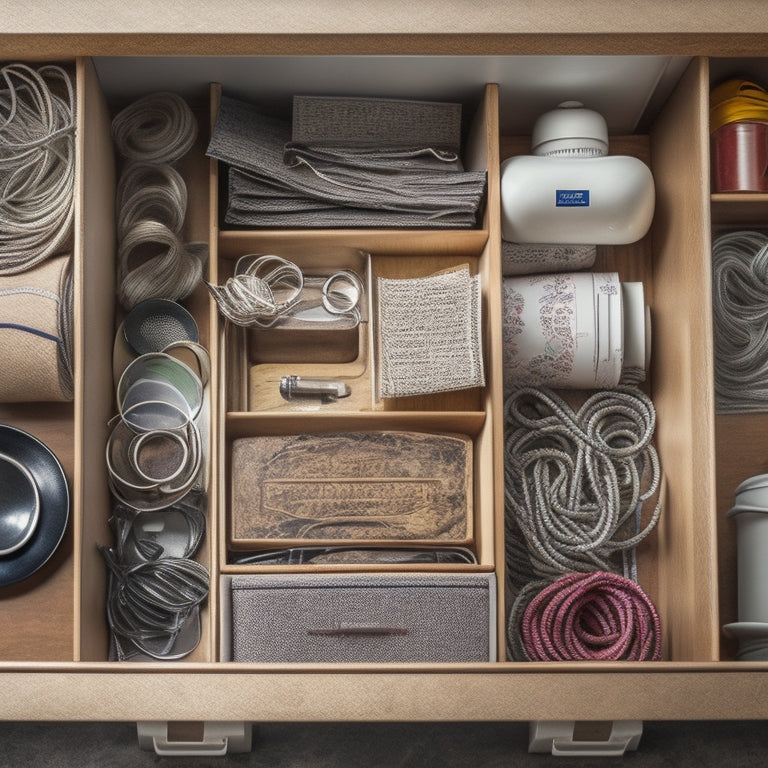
[531,101,609,158]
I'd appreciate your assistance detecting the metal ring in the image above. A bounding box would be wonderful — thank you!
[321,269,363,315]
[129,429,190,486]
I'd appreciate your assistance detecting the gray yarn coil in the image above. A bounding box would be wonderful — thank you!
[112,92,198,165]
[712,229,768,412]
[503,386,662,582]
[112,94,206,310]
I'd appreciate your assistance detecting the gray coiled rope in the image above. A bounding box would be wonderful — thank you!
[0,63,76,275]
[712,229,768,412]
[111,93,206,310]
[111,91,198,165]
[504,386,662,582]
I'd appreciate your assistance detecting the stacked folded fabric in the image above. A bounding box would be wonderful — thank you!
[206,94,487,228]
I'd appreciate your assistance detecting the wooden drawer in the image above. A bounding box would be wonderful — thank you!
[3,5,768,724]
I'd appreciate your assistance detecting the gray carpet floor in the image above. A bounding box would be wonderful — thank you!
[0,720,766,766]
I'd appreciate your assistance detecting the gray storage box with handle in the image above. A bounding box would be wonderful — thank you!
[221,573,496,663]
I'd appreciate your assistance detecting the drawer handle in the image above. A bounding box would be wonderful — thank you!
[308,624,408,637]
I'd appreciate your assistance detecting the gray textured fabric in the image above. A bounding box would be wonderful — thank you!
[291,95,462,150]
[284,143,463,173]
[227,573,493,663]
[501,241,597,276]
[225,167,479,227]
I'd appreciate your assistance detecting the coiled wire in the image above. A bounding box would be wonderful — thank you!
[206,254,304,327]
[0,63,75,274]
[712,230,768,412]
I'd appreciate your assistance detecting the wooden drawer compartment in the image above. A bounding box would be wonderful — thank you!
[1,36,768,724]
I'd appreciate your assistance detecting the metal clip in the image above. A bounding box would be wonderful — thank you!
[279,375,351,403]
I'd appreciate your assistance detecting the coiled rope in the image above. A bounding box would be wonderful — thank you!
[508,571,661,661]
[111,92,206,310]
[111,91,198,165]
[711,229,768,412]
[504,386,662,581]
[0,63,75,275]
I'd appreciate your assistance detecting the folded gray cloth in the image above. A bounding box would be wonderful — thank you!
[284,143,463,173]
[206,95,486,229]
[291,95,462,150]
[226,168,482,228]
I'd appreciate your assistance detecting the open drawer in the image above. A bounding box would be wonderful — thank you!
[1,43,768,724]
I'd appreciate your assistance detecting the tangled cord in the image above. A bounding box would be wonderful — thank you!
[206,254,305,327]
[0,63,76,275]
[101,546,209,660]
[504,386,662,582]
[711,230,768,412]
[112,93,206,310]
[508,571,661,661]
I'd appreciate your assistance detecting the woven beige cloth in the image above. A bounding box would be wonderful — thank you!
[376,265,484,398]
[0,254,73,401]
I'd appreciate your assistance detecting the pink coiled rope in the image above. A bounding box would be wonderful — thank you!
[520,571,661,661]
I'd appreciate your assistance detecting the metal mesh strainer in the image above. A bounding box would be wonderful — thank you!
[123,298,199,355]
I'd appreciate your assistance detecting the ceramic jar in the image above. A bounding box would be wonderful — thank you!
[502,272,649,390]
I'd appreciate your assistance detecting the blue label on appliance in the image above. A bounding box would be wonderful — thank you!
[556,189,590,207]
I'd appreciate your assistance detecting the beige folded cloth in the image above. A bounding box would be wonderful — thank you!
[0,254,73,401]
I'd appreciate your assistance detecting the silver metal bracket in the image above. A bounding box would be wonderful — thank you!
[136,721,252,757]
[528,720,643,757]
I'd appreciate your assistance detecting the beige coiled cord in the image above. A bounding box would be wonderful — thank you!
[0,63,76,275]
[112,92,207,310]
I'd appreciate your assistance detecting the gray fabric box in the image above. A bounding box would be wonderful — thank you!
[221,573,496,663]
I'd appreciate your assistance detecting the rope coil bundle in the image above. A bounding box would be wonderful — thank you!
[111,92,206,310]
[111,92,198,165]
[508,571,661,661]
[503,386,664,661]
[711,229,768,412]
[0,63,76,275]
[504,386,662,581]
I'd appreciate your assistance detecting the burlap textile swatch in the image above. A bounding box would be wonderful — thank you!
[0,254,74,401]
[376,266,485,398]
